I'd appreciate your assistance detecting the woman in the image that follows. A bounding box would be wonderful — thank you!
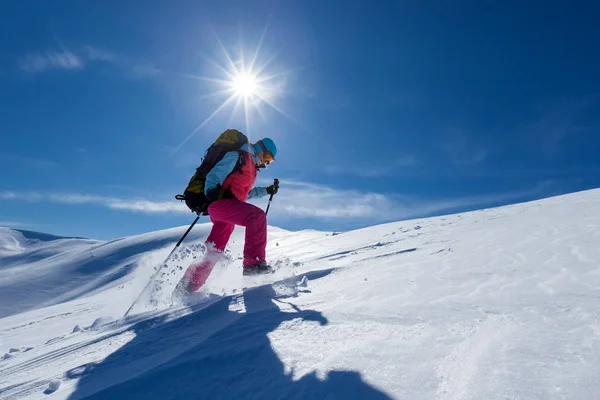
[174,137,279,296]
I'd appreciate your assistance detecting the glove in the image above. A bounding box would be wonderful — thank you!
[205,187,221,202]
[266,184,278,195]
[199,203,210,216]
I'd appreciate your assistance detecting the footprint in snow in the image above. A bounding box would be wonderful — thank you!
[44,380,61,395]
[66,362,98,379]
[2,346,35,360]
[45,336,66,345]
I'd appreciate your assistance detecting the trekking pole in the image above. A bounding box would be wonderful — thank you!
[123,214,201,318]
[265,178,279,216]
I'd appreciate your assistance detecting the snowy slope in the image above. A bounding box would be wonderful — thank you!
[1,189,600,399]
[0,225,216,318]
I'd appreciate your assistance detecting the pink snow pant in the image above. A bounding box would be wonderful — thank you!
[183,199,267,291]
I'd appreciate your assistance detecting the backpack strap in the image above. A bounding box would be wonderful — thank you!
[232,151,246,174]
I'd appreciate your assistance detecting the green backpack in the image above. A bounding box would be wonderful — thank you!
[177,129,249,214]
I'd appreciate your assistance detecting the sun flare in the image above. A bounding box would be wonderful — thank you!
[169,25,297,156]
[231,72,259,98]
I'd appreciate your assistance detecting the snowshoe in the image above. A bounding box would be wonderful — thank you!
[243,263,274,276]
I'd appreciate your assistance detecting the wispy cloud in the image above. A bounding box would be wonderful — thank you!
[85,46,118,62]
[0,179,553,226]
[17,45,160,79]
[253,179,553,223]
[325,155,418,177]
[0,191,188,214]
[84,45,161,79]
[0,192,17,200]
[18,50,83,73]
[0,221,31,228]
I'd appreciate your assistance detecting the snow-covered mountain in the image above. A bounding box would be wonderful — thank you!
[1,189,600,399]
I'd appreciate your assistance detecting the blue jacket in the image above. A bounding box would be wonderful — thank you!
[204,143,269,199]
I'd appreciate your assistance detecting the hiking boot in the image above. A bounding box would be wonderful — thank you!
[243,263,274,276]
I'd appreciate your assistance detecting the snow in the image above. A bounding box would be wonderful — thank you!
[1,189,600,399]
[44,380,61,395]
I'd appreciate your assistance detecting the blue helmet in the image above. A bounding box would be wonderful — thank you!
[255,137,277,159]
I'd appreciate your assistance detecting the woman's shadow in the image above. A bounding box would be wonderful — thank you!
[68,271,394,400]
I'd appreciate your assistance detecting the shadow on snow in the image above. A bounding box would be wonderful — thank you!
[68,269,393,400]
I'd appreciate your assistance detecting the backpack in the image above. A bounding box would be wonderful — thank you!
[176,129,249,215]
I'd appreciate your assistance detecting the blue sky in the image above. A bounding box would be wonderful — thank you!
[1,1,599,240]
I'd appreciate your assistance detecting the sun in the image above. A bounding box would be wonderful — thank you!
[231,72,259,98]
[169,24,298,156]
